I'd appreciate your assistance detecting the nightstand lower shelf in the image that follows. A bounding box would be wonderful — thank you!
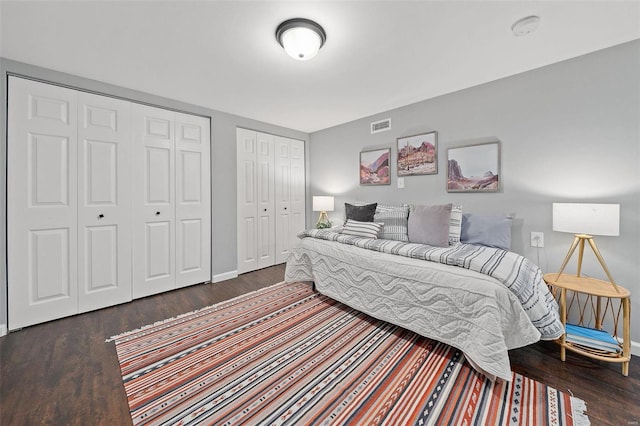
[543,273,631,376]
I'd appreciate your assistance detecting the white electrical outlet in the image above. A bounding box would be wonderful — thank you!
[530,231,544,247]
[397,177,404,189]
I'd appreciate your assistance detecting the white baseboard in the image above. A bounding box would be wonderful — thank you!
[0,324,7,337]
[212,270,238,283]
[630,339,640,357]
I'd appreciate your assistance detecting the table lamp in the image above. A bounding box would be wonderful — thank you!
[552,203,620,292]
[312,196,334,229]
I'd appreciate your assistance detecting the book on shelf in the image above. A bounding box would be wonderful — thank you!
[565,323,621,353]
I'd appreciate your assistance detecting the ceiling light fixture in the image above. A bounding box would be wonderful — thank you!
[511,15,541,37]
[276,18,326,61]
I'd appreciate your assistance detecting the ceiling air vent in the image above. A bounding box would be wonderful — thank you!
[370,118,391,134]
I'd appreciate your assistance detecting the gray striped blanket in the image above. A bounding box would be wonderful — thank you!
[298,229,563,340]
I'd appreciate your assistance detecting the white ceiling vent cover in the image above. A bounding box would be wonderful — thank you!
[371,118,391,134]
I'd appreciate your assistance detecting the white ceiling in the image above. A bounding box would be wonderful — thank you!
[2,1,639,133]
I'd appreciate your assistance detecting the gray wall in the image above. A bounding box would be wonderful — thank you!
[309,40,640,343]
[0,58,310,332]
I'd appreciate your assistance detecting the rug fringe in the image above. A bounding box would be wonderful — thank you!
[570,396,590,426]
[105,280,296,342]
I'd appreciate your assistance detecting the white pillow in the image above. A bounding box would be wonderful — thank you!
[449,204,463,246]
[341,219,383,239]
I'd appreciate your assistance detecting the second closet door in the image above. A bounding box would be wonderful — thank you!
[237,129,305,274]
[175,112,211,288]
[274,137,305,264]
[132,105,211,298]
[77,92,133,311]
[133,104,176,298]
[256,132,276,269]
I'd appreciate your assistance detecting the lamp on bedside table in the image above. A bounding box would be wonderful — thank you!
[313,196,334,229]
[552,202,621,292]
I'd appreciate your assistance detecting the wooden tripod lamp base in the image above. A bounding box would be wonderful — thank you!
[555,234,621,293]
[316,211,331,228]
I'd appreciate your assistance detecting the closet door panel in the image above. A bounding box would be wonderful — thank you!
[77,92,132,311]
[274,136,291,264]
[175,112,211,287]
[290,139,306,250]
[133,104,175,298]
[236,128,258,274]
[256,132,275,269]
[8,77,78,330]
[145,221,172,277]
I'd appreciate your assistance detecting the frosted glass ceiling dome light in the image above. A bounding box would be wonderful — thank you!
[276,18,326,61]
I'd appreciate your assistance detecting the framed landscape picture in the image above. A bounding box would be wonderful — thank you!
[397,131,438,176]
[360,148,390,185]
[447,141,500,192]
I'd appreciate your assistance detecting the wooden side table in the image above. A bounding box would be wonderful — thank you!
[543,273,631,376]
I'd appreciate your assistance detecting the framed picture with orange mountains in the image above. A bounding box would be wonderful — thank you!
[447,141,500,193]
[360,148,390,185]
[397,131,437,176]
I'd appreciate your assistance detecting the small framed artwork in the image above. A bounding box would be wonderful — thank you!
[447,141,500,192]
[360,148,390,185]
[397,131,438,176]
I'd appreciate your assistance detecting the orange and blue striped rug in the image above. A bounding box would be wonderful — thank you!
[110,281,589,425]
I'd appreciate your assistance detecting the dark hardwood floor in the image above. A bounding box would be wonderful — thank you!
[1,264,638,425]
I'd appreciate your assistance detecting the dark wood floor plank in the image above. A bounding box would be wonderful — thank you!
[1,263,638,425]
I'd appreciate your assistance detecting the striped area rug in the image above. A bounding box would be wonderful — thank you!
[110,281,589,425]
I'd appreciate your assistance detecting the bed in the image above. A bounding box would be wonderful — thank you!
[284,226,564,382]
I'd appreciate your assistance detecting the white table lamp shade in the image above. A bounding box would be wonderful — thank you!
[552,203,620,236]
[313,196,334,212]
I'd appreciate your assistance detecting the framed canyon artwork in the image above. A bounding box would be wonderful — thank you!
[447,141,500,192]
[397,131,438,176]
[360,148,390,185]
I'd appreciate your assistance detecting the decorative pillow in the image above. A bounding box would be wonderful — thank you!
[408,204,452,247]
[449,204,463,246]
[341,219,383,239]
[460,213,513,250]
[374,204,410,241]
[345,203,377,222]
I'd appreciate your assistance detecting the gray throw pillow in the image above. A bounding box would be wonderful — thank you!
[408,204,452,247]
[460,213,513,250]
[345,203,377,222]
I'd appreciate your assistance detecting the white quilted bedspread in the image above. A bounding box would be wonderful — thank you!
[285,235,561,382]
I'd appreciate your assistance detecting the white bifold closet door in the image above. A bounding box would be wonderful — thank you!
[237,128,305,274]
[236,128,258,274]
[289,139,306,257]
[236,128,276,274]
[256,132,276,269]
[77,92,133,312]
[175,112,211,288]
[7,77,211,330]
[7,78,133,329]
[132,104,210,298]
[274,136,305,264]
